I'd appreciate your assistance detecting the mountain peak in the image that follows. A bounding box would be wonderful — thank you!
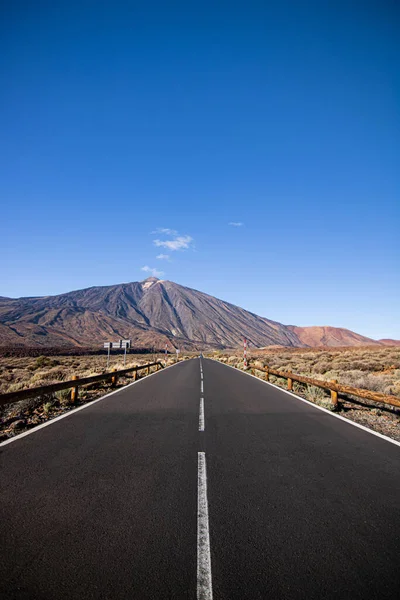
[141,276,160,290]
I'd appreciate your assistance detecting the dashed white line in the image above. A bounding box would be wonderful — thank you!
[199,397,205,431]
[201,381,204,394]
[197,452,213,600]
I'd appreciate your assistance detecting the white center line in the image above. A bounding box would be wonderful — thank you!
[197,452,213,600]
[201,380,204,394]
[199,397,205,431]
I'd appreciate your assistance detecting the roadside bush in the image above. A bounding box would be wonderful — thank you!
[32,356,59,370]
[305,385,333,409]
[42,401,54,414]
[253,360,266,370]
[55,389,71,405]
[31,368,66,383]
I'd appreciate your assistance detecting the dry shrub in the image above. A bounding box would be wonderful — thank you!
[37,368,67,381]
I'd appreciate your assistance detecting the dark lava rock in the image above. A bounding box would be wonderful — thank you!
[9,419,26,431]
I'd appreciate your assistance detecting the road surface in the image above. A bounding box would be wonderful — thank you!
[1,358,399,599]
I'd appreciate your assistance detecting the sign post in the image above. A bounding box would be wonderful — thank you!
[121,339,131,367]
[104,342,111,369]
[104,340,131,368]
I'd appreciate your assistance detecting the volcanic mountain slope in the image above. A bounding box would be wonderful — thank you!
[0,278,301,349]
[0,278,394,349]
[287,325,381,347]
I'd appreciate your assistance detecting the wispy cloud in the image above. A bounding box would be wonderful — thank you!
[153,233,193,251]
[151,228,178,236]
[141,266,164,278]
[229,222,244,227]
[156,254,170,260]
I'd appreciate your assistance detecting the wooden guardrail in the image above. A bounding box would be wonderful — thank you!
[207,357,400,409]
[246,362,400,409]
[0,361,164,407]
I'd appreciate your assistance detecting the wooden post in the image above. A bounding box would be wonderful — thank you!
[287,373,293,391]
[331,380,338,409]
[147,366,150,376]
[71,375,79,403]
[111,368,118,387]
[265,367,269,381]
[133,370,138,381]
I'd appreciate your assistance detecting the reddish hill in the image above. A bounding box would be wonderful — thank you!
[287,325,381,347]
[378,339,400,346]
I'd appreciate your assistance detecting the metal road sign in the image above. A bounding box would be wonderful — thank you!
[112,342,122,349]
[104,342,111,349]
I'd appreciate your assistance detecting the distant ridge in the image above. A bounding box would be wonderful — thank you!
[378,339,400,347]
[0,278,397,349]
[287,325,382,347]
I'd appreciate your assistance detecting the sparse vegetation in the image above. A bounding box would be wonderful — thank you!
[208,346,400,441]
[1,347,399,442]
[0,352,176,440]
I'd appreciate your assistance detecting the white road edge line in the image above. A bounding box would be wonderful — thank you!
[0,360,186,448]
[197,452,213,600]
[199,397,205,431]
[208,359,400,448]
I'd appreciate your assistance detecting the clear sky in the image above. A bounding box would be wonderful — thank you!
[1,1,399,339]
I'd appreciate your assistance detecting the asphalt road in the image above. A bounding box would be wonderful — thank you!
[1,358,399,599]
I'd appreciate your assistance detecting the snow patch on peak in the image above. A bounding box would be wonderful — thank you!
[141,276,159,290]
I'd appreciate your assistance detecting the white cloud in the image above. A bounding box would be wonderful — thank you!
[141,266,164,278]
[153,234,193,251]
[151,228,178,235]
[156,254,170,260]
[229,222,243,227]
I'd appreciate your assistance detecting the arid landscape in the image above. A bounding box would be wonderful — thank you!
[207,345,400,441]
[1,266,399,442]
[1,345,399,442]
[0,352,177,441]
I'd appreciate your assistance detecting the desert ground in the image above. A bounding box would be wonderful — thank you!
[1,346,399,442]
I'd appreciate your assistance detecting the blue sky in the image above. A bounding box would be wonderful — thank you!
[1,1,399,339]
